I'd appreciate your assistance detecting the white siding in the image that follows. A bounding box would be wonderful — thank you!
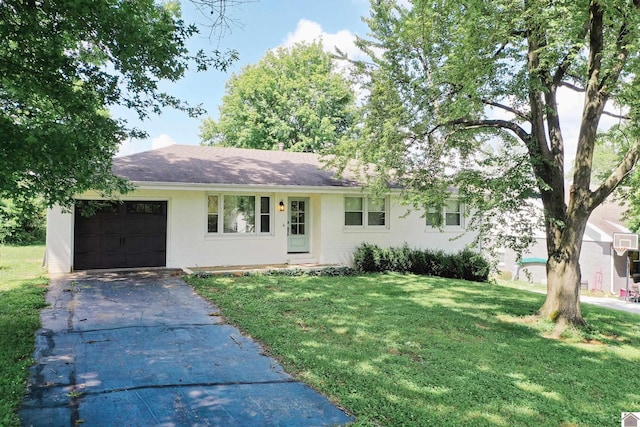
[45,205,73,274]
[317,194,476,265]
[46,189,477,273]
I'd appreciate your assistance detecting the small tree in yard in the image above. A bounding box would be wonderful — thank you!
[335,0,640,328]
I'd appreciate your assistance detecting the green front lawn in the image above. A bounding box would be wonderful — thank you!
[0,245,48,426]
[187,273,640,427]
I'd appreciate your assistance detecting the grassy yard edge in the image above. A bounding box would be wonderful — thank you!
[0,245,48,426]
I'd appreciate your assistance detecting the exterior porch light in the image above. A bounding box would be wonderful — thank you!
[278,200,285,212]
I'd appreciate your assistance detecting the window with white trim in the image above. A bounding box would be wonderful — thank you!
[344,197,364,226]
[207,194,272,234]
[344,196,388,228]
[445,200,462,226]
[259,196,271,233]
[207,195,219,233]
[425,200,464,228]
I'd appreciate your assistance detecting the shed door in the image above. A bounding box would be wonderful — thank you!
[73,201,167,270]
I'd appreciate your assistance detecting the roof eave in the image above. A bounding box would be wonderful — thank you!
[128,181,402,194]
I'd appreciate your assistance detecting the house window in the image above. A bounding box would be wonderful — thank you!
[127,202,163,214]
[445,200,462,226]
[345,197,364,226]
[426,200,464,228]
[345,196,388,228]
[425,207,441,227]
[224,195,256,233]
[260,196,270,233]
[207,195,219,233]
[368,197,386,226]
[208,194,271,234]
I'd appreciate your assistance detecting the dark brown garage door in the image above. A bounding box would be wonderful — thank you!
[74,201,167,270]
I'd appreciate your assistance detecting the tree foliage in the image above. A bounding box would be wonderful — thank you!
[200,41,358,152]
[0,0,236,207]
[0,196,46,245]
[338,0,640,326]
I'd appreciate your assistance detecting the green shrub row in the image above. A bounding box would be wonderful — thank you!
[353,243,490,282]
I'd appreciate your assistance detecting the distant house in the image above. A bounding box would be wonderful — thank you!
[46,145,476,273]
[501,199,632,295]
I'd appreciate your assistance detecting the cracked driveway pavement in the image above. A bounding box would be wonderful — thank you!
[20,270,353,426]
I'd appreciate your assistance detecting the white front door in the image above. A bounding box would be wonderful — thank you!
[288,197,309,253]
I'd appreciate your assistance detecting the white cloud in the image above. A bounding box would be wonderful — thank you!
[116,138,152,157]
[116,133,176,157]
[151,133,177,150]
[280,19,370,101]
[282,19,366,62]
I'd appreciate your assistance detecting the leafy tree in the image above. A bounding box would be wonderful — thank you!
[337,0,640,327]
[0,196,46,244]
[200,41,358,152]
[0,0,236,207]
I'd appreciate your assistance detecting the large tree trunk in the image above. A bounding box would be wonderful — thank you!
[539,251,586,327]
[537,203,590,328]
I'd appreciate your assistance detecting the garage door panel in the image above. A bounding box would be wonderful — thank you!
[73,201,167,270]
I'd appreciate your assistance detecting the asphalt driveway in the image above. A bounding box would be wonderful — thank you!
[20,270,353,426]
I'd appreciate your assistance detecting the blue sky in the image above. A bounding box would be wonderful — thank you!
[115,0,620,169]
[116,0,371,156]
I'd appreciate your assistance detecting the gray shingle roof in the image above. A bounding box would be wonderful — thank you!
[113,144,363,188]
[589,199,630,237]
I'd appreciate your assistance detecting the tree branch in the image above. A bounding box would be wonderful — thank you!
[571,0,606,197]
[481,99,530,121]
[552,20,590,86]
[560,81,585,93]
[590,139,640,209]
[448,118,530,144]
[601,110,630,120]
[544,86,564,170]
[599,18,632,96]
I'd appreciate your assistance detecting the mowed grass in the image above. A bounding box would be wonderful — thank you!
[187,273,640,427]
[0,245,48,426]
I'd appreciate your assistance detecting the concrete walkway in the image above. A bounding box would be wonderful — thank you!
[20,270,353,426]
[580,294,640,315]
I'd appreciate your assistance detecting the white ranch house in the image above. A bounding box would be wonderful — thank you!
[46,145,475,274]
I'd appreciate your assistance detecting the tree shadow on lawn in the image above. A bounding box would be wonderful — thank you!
[353,275,640,426]
[190,273,640,427]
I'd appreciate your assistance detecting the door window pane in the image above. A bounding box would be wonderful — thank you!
[290,199,306,235]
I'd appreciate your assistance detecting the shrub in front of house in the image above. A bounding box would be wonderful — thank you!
[353,243,490,282]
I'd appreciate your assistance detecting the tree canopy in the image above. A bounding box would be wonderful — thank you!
[338,0,640,326]
[0,0,236,207]
[200,41,358,152]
